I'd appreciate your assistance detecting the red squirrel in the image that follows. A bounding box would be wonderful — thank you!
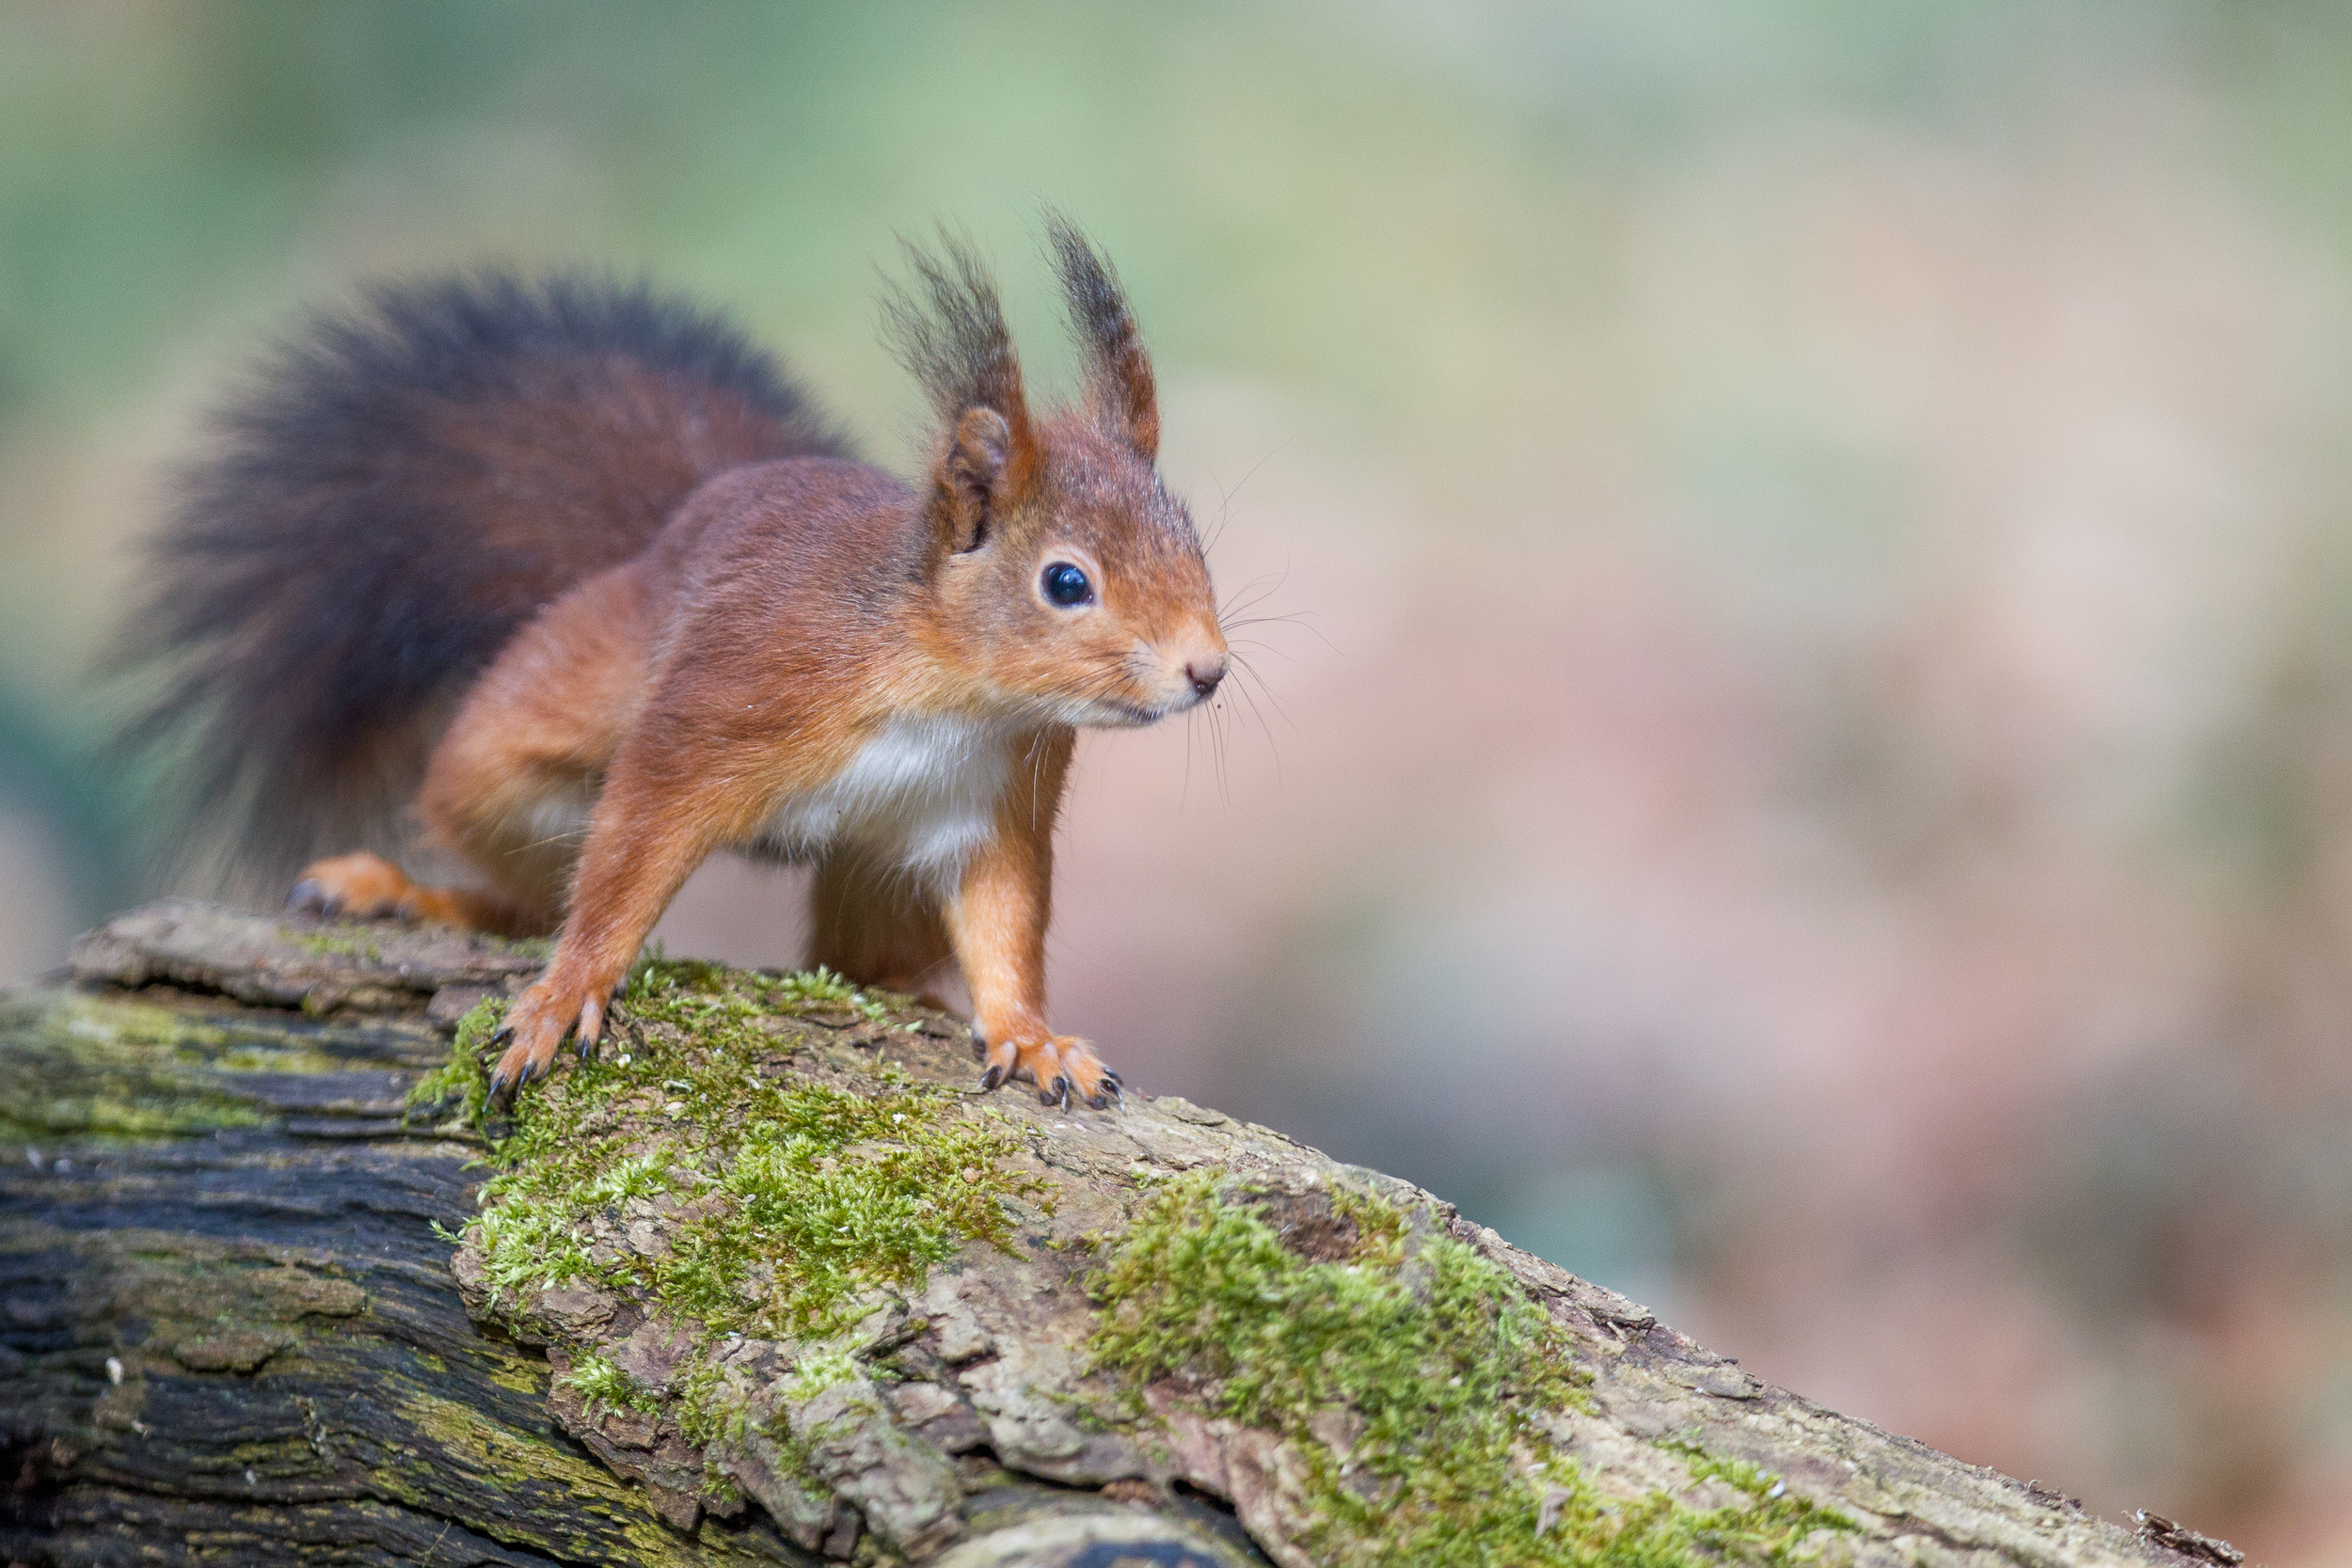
[122,221,1226,1109]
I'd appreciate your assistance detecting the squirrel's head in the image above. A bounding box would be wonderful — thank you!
[884,220,1225,728]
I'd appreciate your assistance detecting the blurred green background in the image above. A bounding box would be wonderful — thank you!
[10,2,2352,1558]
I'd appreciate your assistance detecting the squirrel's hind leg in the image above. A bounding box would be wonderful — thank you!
[291,564,655,943]
[288,852,550,938]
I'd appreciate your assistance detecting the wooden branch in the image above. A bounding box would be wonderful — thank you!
[0,901,2234,1568]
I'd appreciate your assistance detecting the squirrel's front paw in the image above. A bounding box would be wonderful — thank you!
[977,1029,1120,1111]
[489,977,607,1099]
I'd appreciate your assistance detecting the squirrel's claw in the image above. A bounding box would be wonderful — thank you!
[485,1024,517,1101]
[286,879,338,918]
[489,982,604,1102]
[488,1058,535,1103]
[977,1029,1115,1112]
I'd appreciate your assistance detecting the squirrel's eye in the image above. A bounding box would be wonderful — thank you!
[1041,562,1093,608]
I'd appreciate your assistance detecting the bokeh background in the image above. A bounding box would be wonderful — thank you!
[9,1,2352,1558]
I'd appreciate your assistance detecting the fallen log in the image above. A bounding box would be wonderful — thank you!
[1,899,2231,1568]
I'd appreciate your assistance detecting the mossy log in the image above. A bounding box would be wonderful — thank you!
[2,900,2239,1568]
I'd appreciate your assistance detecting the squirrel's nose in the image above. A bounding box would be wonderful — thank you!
[1186,657,1228,700]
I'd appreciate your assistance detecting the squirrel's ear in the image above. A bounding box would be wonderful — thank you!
[1046,214,1158,463]
[940,404,1034,554]
[881,233,1041,554]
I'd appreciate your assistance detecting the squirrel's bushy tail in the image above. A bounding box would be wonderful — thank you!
[117,271,849,886]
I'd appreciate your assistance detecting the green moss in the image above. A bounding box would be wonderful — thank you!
[405,995,506,1129]
[1089,1177,1850,1568]
[672,1355,752,1449]
[451,958,1043,1346]
[784,1347,860,1399]
[560,1352,660,1418]
[622,954,897,1025]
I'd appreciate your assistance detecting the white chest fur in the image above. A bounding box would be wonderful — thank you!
[753,714,1017,885]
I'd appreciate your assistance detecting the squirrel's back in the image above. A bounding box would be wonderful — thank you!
[119,272,850,882]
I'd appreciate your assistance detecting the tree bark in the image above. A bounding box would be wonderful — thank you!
[2,900,2238,1568]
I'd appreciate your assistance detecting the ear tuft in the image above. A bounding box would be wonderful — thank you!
[881,230,1040,554]
[880,231,1030,427]
[1045,212,1158,462]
